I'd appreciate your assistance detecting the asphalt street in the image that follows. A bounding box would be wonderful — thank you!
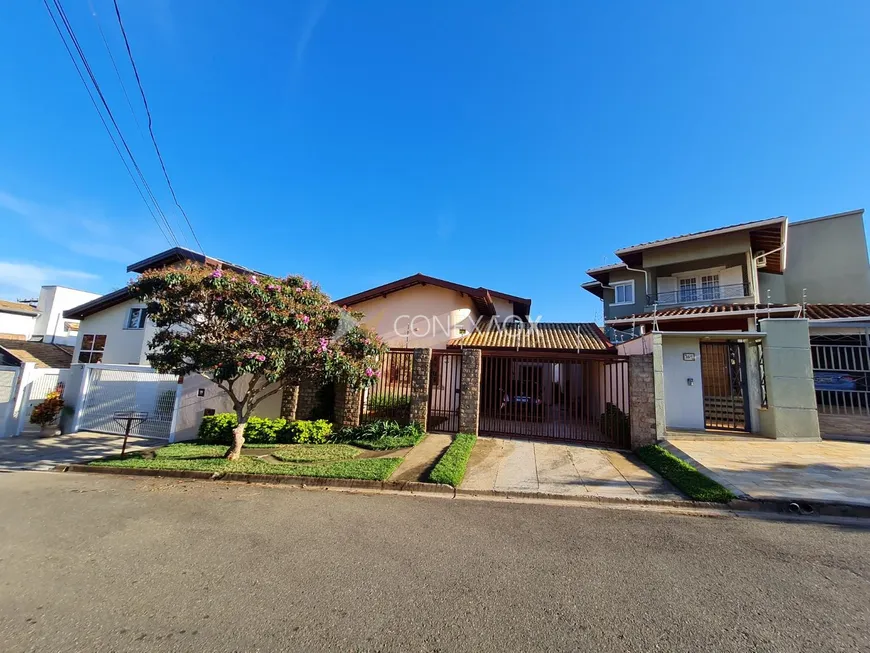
[0,471,868,652]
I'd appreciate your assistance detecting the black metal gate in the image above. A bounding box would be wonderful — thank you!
[700,342,749,431]
[359,350,414,425]
[427,350,462,433]
[478,352,631,448]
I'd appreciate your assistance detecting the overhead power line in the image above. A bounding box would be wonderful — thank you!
[112,0,205,254]
[87,0,147,143]
[42,0,178,247]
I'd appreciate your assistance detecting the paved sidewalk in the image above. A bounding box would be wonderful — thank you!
[461,437,683,500]
[665,438,870,506]
[0,432,162,471]
[390,433,452,482]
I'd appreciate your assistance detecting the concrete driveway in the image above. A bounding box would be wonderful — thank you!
[665,438,870,506]
[0,432,163,471]
[461,437,683,500]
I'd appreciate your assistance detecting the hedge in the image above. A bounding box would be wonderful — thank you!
[198,414,332,445]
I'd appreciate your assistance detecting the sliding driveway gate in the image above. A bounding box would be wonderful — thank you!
[478,352,631,448]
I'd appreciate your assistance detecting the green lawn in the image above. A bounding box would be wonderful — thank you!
[428,433,477,487]
[90,443,402,481]
[270,444,361,463]
[636,445,736,503]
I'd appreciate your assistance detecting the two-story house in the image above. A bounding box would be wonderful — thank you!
[583,209,870,439]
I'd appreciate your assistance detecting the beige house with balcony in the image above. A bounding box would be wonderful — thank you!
[583,209,870,440]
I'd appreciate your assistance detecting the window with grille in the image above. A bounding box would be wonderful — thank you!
[78,334,107,364]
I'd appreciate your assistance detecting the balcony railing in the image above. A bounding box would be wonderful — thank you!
[646,281,751,307]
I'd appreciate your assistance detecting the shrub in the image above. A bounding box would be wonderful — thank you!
[197,414,332,445]
[244,416,287,444]
[428,433,477,487]
[336,420,425,450]
[600,403,630,441]
[363,394,411,424]
[278,419,333,444]
[30,391,64,426]
[198,413,238,444]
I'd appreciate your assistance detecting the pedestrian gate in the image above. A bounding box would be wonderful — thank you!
[427,350,462,433]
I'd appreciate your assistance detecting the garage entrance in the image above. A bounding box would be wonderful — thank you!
[77,366,179,439]
[478,352,630,448]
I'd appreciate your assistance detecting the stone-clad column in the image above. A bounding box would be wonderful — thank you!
[629,354,656,448]
[334,384,362,429]
[458,349,482,435]
[409,349,432,430]
[280,385,299,420]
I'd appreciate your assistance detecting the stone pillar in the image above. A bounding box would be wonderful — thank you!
[334,383,362,429]
[409,348,432,429]
[295,381,320,421]
[280,385,299,420]
[629,354,657,448]
[458,348,481,435]
[758,318,820,440]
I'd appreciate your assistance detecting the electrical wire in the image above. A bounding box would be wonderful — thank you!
[42,0,177,247]
[112,0,205,254]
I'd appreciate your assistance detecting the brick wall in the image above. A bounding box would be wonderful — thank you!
[629,354,657,448]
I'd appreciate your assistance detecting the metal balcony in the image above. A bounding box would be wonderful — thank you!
[645,282,751,307]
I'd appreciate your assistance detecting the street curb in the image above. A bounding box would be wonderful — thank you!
[54,464,870,520]
[56,465,456,496]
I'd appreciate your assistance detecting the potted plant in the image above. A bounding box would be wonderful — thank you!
[30,391,65,437]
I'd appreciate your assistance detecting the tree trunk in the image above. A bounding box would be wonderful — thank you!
[225,419,246,460]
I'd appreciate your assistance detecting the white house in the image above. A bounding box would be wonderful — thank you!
[60,247,282,441]
[0,286,100,346]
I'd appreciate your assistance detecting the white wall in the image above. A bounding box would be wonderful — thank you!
[73,299,155,366]
[34,286,100,346]
[0,312,35,340]
[171,374,283,442]
[661,337,705,430]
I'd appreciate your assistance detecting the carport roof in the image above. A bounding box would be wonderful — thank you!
[448,322,613,352]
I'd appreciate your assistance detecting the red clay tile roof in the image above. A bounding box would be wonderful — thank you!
[0,300,37,316]
[0,339,74,368]
[448,322,612,351]
[804,304,870,320]
[606,304,800,324]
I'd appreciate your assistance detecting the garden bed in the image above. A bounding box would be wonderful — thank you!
[635,445,735,503]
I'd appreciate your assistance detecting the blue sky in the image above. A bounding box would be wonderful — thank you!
[1,1,869,320]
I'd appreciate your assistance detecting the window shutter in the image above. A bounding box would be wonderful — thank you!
[720,266,744,291]
[656,277,677,304]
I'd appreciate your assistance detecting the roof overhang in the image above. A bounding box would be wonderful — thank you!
[581,281,604,299]
[614,216,788,274]
[63,288,131,320]
[334,273,532,318]
[127,247,262,275]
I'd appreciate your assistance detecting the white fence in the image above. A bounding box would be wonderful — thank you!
[0,363,70,437]
[74,365,180,439]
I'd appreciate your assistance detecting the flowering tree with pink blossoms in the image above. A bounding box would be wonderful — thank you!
[130,264,386,459]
